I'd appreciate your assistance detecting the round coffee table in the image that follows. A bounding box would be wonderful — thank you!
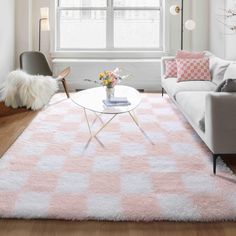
[71,85,152,144]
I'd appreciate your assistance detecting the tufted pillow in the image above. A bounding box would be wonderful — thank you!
[176,50,205,59]
[164,60,177,78]
[176,58,211,82]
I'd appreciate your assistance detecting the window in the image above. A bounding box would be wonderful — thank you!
[56,0,163,51]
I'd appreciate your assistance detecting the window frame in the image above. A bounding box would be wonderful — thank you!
[50,0,169,58]
[55,0,163,51]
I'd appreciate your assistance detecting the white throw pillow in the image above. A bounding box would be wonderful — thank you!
[223,62,236,80]
[204,51,231,85]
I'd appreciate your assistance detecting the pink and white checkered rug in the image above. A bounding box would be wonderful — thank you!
[0,93,236,222]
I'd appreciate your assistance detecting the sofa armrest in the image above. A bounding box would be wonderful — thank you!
[161,56,175,79]
[205,92,236,154]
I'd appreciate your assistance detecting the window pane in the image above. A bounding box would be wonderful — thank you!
[114,10,160,48]
[59,0,107,7]
[113,0,160,7]
[59,10,106,49]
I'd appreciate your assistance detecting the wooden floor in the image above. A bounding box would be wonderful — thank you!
[0,220,236,236]
[0,102,38,157]
[0,102,235,236]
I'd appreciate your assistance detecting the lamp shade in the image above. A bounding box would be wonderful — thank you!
[40,7,49,19]
[185,20,196,31]
[41,19,50,31]
[170,5,180,15]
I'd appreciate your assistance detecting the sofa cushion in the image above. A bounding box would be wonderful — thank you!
[164,59,177,78]
[224,62,236,80]
[205,51,231,85]
[162,77,216,99]
[176,58,211,82]
[175,92,210,132]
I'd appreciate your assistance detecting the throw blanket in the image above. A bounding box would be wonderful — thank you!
[1,70,59,110]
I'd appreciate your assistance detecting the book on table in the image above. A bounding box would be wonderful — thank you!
[103,97,131,107]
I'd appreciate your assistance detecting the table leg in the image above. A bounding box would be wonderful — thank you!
[131,110,139,124]
[91,113,104,126]
[93,114,117,138]
[83,109,117,146]
[84,108,92,137]
[129,111,154,145]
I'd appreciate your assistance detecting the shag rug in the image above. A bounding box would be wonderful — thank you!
[0,93,236,222]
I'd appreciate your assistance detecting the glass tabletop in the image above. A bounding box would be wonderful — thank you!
[71,85,141,114]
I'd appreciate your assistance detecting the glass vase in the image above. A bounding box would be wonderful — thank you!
[106,86,115,101]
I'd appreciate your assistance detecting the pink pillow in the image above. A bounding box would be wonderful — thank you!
[176,50,205,59]
[176,58,211,82]
[165,60,177,78]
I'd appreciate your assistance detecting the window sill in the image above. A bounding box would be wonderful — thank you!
[50,50,168,60]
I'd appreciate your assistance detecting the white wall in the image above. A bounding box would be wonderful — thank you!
[209,0,226,58]
[225,0,236,60]
[15,0,50,67]
[192,0,209,51]
[0,0,15,85]
[210,0,236,60]
[15,0,33,67]
[32,0,50,59]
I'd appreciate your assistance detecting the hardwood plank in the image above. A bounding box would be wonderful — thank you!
[0,103,37,157]
[0,220,235,236]
[0,102,30,118]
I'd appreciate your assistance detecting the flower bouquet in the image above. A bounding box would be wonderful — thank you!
[85,68,131,100]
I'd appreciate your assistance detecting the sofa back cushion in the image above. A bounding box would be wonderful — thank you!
[176,58,211,82]
[164,60,177,78]
[224,62,236,80]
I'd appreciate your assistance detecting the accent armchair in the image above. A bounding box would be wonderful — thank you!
[20,51,70,98]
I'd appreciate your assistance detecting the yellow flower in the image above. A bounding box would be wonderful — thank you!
[99,73,104,79]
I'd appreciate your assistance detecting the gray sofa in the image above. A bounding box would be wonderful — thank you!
[161,54,236,174]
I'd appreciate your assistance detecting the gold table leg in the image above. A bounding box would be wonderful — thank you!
[83,108,153,147]
[84,108,92,137]
[93,114,117,138]
[91,113,104,126]
[83,108,117,145]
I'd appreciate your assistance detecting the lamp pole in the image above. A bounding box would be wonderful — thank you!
[39,18,42,51]
[39,17,48,52]
[170,0,196,50]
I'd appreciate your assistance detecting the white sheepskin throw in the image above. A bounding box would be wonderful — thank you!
[1,70,59,110]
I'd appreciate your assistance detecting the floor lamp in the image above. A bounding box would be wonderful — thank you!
[170,1,196,50]
[39,7,50,52]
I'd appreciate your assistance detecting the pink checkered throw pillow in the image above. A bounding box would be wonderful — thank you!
[176,50,205,59]
[176,58,211,82]
[164,60,177,78]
